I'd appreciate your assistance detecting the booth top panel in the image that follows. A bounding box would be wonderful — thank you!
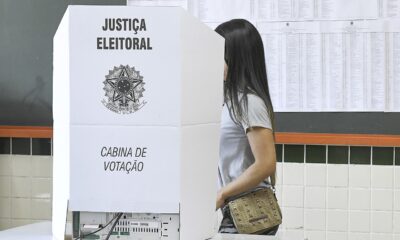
[53,6,224,127]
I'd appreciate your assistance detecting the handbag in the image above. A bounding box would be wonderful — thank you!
[227,187,282,234]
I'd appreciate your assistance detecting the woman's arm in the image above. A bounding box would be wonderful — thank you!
[216,126,277,209]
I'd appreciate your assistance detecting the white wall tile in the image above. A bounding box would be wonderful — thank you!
[395,191,400,211]
[348,232,370,240]
[304,230,325,240]
[11,177,31,198]
[280,229,304,239]
[371,189,393,211]
[0,198,11,218]
[370,233,393,240]
[327,187,348,210]
[276,162,283,185]
[327,164,348,187]
[305,187,326,209]
[0,155,12,176]
[0,176,11,197]
[282,207,304,229]
[31,178,52,199]
[371,211,392,233]
[12,155,32,177]
[349,188,370,210]
[327,210,348,231]
[11,219,32,228]
[275,185,283,204]
[0,218,12,231]
[395,166,400,189]
[31,156,52,178]
[349,211,370,232]
[0,154,54,231]
[11,198,31,219]
[304,209,325,230]
[371,166,394,189]
[394,212,400,233]
[326,231,347,240]
[349,165,371,188]
[305,164,326,187]
[67,210,73,222]
[283,163,304,185]
[31,198,51,220]
[283,186,304,207]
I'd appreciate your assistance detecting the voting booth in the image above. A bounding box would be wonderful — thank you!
[53,5,224,240]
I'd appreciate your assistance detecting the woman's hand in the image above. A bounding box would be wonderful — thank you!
[217,127,277,201]
[216,189,226,210]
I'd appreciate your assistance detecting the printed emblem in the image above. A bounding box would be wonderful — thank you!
[102,65,146,114]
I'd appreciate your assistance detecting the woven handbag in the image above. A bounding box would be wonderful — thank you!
[228,187,282,234]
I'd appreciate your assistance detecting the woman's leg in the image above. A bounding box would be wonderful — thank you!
[218,206,239,234]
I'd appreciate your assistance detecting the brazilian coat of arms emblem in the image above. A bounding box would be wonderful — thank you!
[102,65,146,114]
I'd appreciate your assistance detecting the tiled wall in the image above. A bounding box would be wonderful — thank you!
[0,137,52,230]
[274,144,400,240]
[1,137,400,240]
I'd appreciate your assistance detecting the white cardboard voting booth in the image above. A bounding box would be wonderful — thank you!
[53,5,224,240]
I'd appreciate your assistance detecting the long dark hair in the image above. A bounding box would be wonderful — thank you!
[215,19,276,136]
[215,19,277,186]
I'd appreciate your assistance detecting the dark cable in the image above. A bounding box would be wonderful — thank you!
[74,213,120,240]
[105,212,123,240]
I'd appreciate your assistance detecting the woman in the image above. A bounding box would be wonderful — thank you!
[215,19,279,235]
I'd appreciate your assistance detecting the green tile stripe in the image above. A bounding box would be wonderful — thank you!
[328,146,348,164]
[275,144,282,162]
[279,145,400,165]
[350,146,371,165]
[284,144,304,163]
[306,145,326,163]
[372,147,394,165]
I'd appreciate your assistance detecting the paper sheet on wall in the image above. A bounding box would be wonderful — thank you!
[126,0,400,112]
[257,19,399,112]
[189,0,253,22]
[127,0,188,9]
[253,0,378,21]
[386,23,400,111]
[381,0,400,18]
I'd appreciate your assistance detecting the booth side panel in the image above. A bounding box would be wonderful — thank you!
[179,9,225,126]
[52,8,70,240]
[179,124,220,239]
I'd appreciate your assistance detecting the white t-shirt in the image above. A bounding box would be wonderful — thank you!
[218,93,273,199]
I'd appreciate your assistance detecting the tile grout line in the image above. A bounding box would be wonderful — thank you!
[10,137,13,225]
[9,137,12,155]
[347,145,350,239]
[392,147,395,237]
[326,146,330,238]
[29,138,32,156]
[303,144,306,240]
[325,145,328,240]
[30,137,33,221]
[369,146,372,239]
[281,144,284,217]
